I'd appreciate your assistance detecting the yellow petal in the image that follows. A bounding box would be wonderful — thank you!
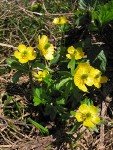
[75,112,84,122]
[43,45,54,60]
[94,82,101,88]
[89,105,99,115]
[27,46,34,53]
[74,72,88,92]
[47,44,54,53]
[53,16,67,25]
[29,53,37,60]
[85,77,94,86]
[78,104,89,113]
[78,83,88,92]
[14,51,21,59]
[89,68,102,79]
[91,116,100,124]
[27,47,37,60]
[19,57,28,63]
[76,63,91,74]
[42,70,48,77]
[67,46,75,54]
[37,78,43,82]
[66,54,72,59]
[33,73,39,78]
[18,44,26,53]
[38,35,48,50]
[83,120,95,128]
[60,16,67,24]
[75,47,85,60]
[100,76,108,83]
[53,18,59,24]
[44,53,54,60]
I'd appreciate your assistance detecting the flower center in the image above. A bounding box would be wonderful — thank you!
[81,74,88,79]
[95,74,101,79]
[44,43,50,49]
[86,112,91,118]
[21,51,27,58]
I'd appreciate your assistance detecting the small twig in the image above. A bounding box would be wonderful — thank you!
[0,145,17,148]
[0,43,17,49]
[7,128,22,140]
[8,18,30,45]
[0,10,10,19]
[0,132,13,145]
[18,6,74,17]
[42,0,49,14]
[0,116,8,127]
[99,100,108,150]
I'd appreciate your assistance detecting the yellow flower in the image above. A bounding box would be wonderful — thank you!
[14,44,37,63]
[37,35,48,51]
[75,104,100,128]
[88,68,108,88]
[53,16,67,25]
[37,35,54,60]
[66,46,85,60]
[74,63,108,92]
[74,63,93,92]
[33,70,48,82]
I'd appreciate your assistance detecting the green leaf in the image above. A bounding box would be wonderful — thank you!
[57,71,72,78]
[93,50,107,72]
[11,62,27,71]
[33,97,46,106]
[87,45,107,72]
[43,74,52,87]
[12,71,22,83]
[56,98,65,105]
[89,126,99,132]
[98,120,106,125]
[50,50,60,65]
[68,122,81,134]
[65,81,72,100]
[81,98,94,106]
[78,0,96,10]
[74,9,86,16]
[67,57,75,76]
[33,88,41,97]
[70,110,76,116]
[27,118,49,134]
[6,56,17,66]
[33,96,42,106]
[55,77,72,90]
[32,61,46,70]
[33,88,47,106]
[91,1,113,26]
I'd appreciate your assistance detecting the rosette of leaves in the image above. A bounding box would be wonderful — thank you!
[91,0,113,27]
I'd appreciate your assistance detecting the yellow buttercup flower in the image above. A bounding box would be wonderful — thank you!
[33,70,48,82]
[53,16,67,25]
[14,44,37,63]
[74,63,93,92]
[74,63,108,92]
[66,46,85,60]
[37,35,54,60]
[88,68,108,88]
[75,104,100,128]
[37,35,48,51]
